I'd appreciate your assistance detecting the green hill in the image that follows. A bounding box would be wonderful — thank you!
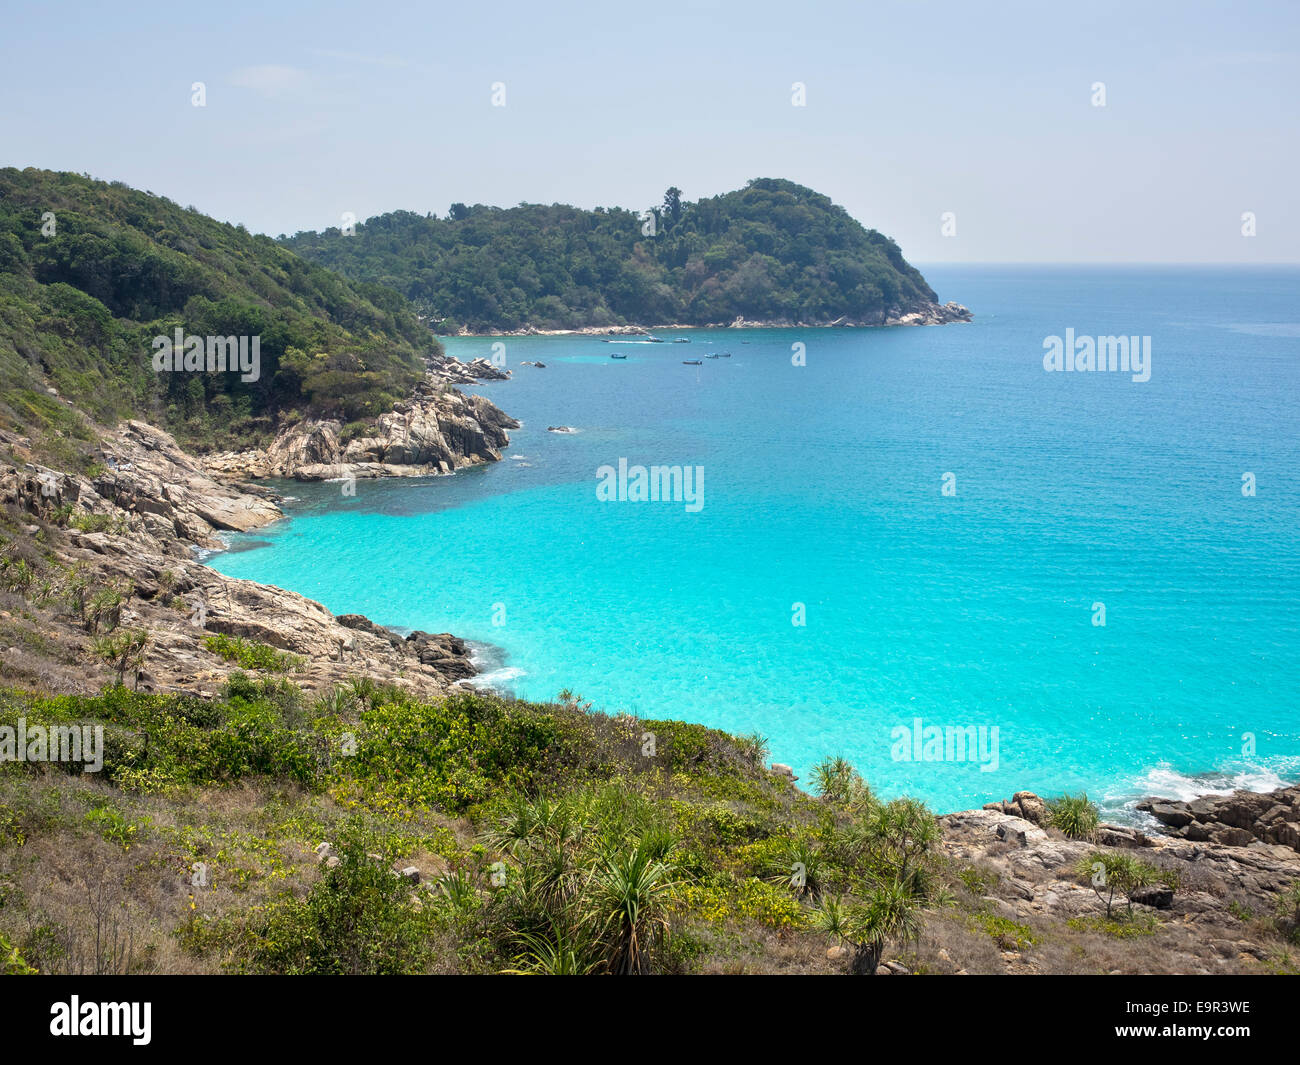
[281,178,945,333]
[0,168,436,458]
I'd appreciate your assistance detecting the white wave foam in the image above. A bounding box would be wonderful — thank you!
[1128,762,1293,803]
[1100,759,1299,824]
[466,666,526,693]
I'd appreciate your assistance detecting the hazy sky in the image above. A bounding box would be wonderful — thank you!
[2,0,1296,262]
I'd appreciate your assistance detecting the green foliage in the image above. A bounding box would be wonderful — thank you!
[249,831,438,974]
[1276,880,1300,942]
[1,686,317,791]
[67,512,127,535]
[811,778,944,974]
[0,554,34,592]
[484,786,683,975]
[973,912,1040,950]
[283,178,940,332]
[1046,792,1100,840]
[202,634,304,673]
[812,755,874,808]
[1,930,37,974]
[1079,851,1175,919]
[0,168,432,447]
[90,627,149,685]
[83,805,145,850]
[84,586,125,634]
[1067,913,1158,939]
[331,690,569,814]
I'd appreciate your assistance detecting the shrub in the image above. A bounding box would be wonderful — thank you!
[90,628,149,686]
[1,931,38,975]
[812,756,874,808]
[1046,793,1100,840]
[1276,881,1300,943]
[249,835,436,974]
[202,634,305,673]
[974,912,1039,950]
[85,587,125,634]
[1080,851,1173,918]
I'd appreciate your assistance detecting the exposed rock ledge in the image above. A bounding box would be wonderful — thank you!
[1137,787,1300,850]
[0,418,485,699]
[204,382,519,482]
[938,788,1300,973]
[429,354,511,383]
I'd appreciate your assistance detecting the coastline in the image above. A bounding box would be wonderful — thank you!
[448,300,974,338]
[6,353,1293,863]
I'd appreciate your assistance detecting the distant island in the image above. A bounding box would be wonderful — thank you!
[281,178,971,335]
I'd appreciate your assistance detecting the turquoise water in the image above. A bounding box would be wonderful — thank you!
[208,266,1300,815]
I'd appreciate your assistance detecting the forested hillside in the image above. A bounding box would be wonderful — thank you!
[283,179,944,333]
[0,169,435,454]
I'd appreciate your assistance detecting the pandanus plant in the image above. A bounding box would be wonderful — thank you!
[818,876,923,975]
[591,837,677,975]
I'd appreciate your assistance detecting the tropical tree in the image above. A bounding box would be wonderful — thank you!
[817,876,923,975]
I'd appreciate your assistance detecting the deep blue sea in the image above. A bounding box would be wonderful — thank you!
[208,266,1300,816]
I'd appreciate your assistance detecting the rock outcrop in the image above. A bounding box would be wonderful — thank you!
[938,791,1300,973]
[1137,786,1300,852]
[430,354,510,383]
[205,383,518,482]
[982,790,1049,826]
[0,415,485,698]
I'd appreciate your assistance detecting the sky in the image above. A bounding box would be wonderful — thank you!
[1,0,1296,262]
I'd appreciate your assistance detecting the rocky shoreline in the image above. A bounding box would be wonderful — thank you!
[0,369,520,699]
[927,787,1300,973]
[453,300,974,337]
[205,374,517,484]
[5,351,1298,975]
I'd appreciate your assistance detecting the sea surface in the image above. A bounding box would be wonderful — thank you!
[207,266,1300,817]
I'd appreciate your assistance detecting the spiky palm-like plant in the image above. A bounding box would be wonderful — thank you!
[503,921,600,975]
[1046,793,1100,841]
[591,838,677,975]
[811,756,875,809]
[817,876,922,975]
[312,686,355,717]
[850,797,940,894]
[775,836,824,901]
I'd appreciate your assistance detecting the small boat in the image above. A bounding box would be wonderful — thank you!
[673,338,691,344]
[719,352,731,357]
[645,336,665,343]
[534,362,546,369]
[610,353,627,359]
[705,353,719,359]
[682,360,702,365]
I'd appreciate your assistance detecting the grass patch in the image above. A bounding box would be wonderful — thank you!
[203,634,305,673]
